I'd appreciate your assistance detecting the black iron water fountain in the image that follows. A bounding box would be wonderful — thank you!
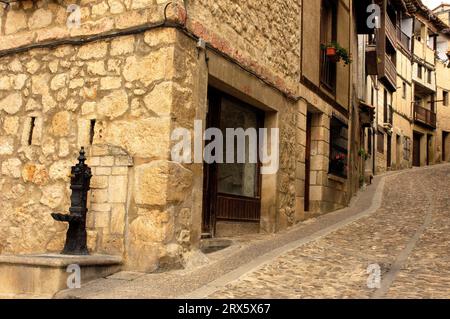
[51,147,92,255]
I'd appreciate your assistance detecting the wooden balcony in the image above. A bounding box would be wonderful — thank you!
[378,53,397,91]
[414,103,436,129]
[397,29,411,52]
[385,15,397,47]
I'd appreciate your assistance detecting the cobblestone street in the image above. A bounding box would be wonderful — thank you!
[209,165,450,299]
[57,165,450,299]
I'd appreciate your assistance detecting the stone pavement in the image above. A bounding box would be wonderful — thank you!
[57,164,450,299]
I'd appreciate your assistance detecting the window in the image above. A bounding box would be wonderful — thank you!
[329,117,348,178]
[402,82,407,99]
[320,0,337,91]
[427,69,432,84]
[418,65,423,79]
[443,91,449,106]
[377,131,385,154]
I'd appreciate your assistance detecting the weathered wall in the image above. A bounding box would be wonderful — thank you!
[436,60,450,163]
[0,0,186,51]
[0,28,198,272]
[186,0,301,95]
[301,0,351,111]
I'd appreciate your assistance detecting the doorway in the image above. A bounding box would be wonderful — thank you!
[387,134,392,169]
[202,88,264,237]
[427,134,432,166]
[443,132,449,162]
[304,113,312,212]
[413,132,421,167]
[396,135,401,169]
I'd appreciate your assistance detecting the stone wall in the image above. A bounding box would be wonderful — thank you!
[0,27,198,271]
[0,0,186,50]
[187,0,301,95]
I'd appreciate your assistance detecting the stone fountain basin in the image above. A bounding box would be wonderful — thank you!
[0,254,122,299]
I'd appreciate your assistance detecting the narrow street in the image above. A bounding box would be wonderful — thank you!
[58,164,450,299]
[209,165,450,299]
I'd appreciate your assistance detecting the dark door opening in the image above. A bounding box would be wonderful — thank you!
[304,113,312,212]
[387,135,392,169]
[413,132,421,167]
[427,134,432,166]
[202,88,264,237]
[443,132,449,162]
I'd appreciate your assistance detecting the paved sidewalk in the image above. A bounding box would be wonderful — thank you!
[56,164,450,299]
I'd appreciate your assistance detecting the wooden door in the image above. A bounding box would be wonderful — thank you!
[413,133,421,167]
[387,135,392,168]
[304,114,312,212]
[202,88,263,236]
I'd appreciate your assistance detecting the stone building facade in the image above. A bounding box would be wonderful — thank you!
[357,0,450,176]
[7,0,448,274]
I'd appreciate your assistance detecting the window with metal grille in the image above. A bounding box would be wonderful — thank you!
[329,117,348,178]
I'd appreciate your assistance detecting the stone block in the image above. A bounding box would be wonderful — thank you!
[112,167,128,175]
[95,211,110,228]
[122,47,174,85]
[108,175,128,203]
[100,156,115,167]
[90,203,111,213]
[51,111,71,137]
[0,136,14,155]
[110,204,126,235]
[106,118,172,159]
[0,93,22,115]
[97,90,129,119]
[90,176,108,189]
[1,158,22,178]
[100,77,122,90]
[77,42,108,60]
[96,167,112,176]
[91,189,109,204]
[110,36,135,56]
[134,161,193,206]
[28,9,53,30]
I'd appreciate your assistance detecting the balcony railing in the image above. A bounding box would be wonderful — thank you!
[320,47,336,92]
[414,103,436,128]
[397,29,411,52]
[384,54,397,86]
[385,16,397,46]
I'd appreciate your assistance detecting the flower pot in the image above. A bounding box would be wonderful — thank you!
[326,47,337,56]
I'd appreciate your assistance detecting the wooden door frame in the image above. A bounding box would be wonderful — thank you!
[413,132,421,167]
[202,87,264,236]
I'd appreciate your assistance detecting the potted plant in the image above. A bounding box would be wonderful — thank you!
[358,148,370,161]
[330,152,347,175]
[321,42,352,65]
